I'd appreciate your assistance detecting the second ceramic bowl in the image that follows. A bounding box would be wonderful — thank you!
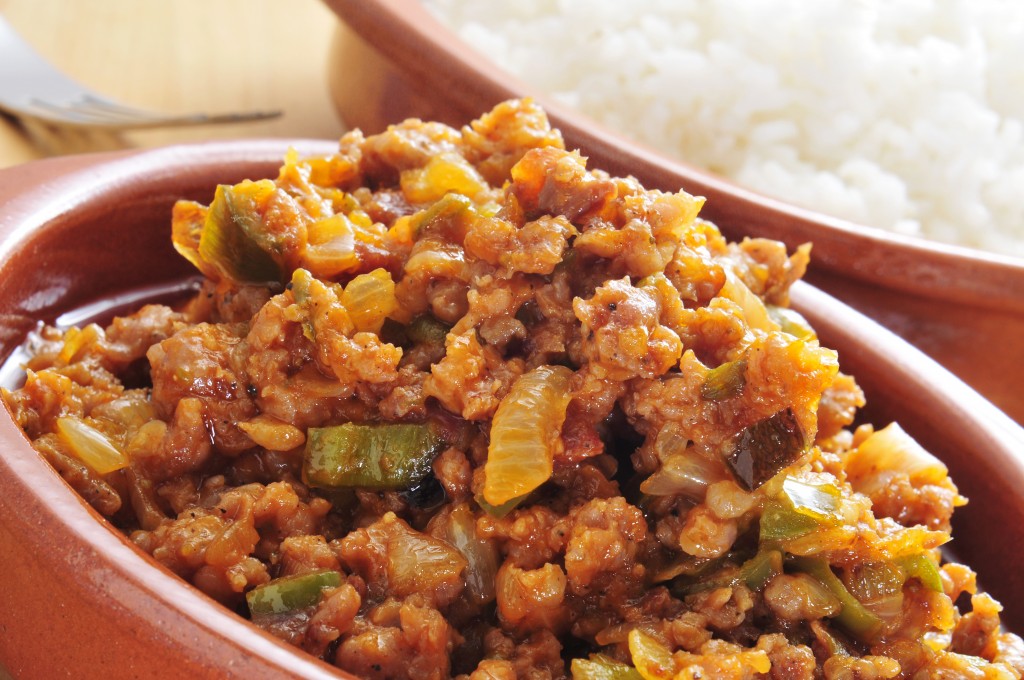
[322,0,1024,424]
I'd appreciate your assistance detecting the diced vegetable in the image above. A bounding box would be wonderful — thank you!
[483,365,573,506]
[779,476,843,520]
[701,358,747,401]
[401,153,488,204]
[759,476,844,542]
[571,654,643,680]
[843,560,906,625]
[759,501,823,542]
[723,408,807,490]
[198,180,284,284]
[246,569,342,616]
[627,629,677,680]
[391,191,475,244]
[304,213,359,278]
[640,449,727,499]
[767,305,817,340]
[790,557,884,641]
[899,552,944,593]
[385,519,468,598]
[640,422,728,499]
[406,314,452,346]
[845,422,949,495]
[435,502,500,605]
[628,628,770,679]
[341,268,399,333]
[303,422,444,490]
[676,549,783,595]
[400,469,447,510]
[476,491,530,518]
[741,549,785,591]
[170,200,213,278]
[55,415,129,474]
[718,270,780,333]
[57,324,103,365]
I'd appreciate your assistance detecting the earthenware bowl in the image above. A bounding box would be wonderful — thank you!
[322,0,1024,424]
[1,141,1023,677]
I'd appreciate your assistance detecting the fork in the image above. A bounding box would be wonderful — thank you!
[0,15,281,136]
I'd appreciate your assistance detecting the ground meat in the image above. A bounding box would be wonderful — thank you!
[509,147,616,223]
[278,534,341,576]
[335,511,467,609]
[334,596,457,680]
[757,633,816,680]
[476,505,568,570]
[5,98,1016,680]
[574,277,683,381]
[128,397,212,482]
[147,322,256,454]
[563,497,647,596]
[464,214,576,276]
[460,98,565,187]
[424,329,523,421]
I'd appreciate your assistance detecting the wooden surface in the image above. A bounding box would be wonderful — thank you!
[0,0,347,168]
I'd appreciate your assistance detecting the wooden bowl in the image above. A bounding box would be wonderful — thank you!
[322,0,1024,424]
[1,141,1023,677]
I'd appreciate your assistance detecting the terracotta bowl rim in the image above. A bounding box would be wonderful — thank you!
[1,139,1023,675]
[0,139,345,680]
[323,0,1024,314]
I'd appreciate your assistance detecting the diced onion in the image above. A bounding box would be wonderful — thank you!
[484,365,573,506]
[55,415,128,474]
[305,214,359,278]
[401,153,488,204]
[341,268,399,333]
[434,503,500,605]
[719,269,780,333]
[845,422,948,493]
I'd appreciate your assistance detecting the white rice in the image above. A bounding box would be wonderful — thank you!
[424,0,1024,257]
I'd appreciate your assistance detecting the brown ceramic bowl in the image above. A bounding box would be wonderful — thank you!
[322,0,1024,425]
[1,140,1024,678]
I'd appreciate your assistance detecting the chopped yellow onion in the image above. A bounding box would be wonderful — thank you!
[718,269,780,333]
[845,422,948,495]
[484,364,573,506]
[341,268,399,334]
[55,415,128,474]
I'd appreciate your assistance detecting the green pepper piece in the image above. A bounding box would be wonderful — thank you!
[407,315,452,346]
[246,570,342,616]
[741,549,784,591]
[899,552,944,593]
[723,408,807,491]
[701,359,747,401]
[475,490,529,518]
[571,654,643,680]
[199,181,284,284]
[790,557,884,641]
[759,476,843,542]
[303,422,444,490]
[675,549,782,595]
[759,500,822,542]
[767,305,816,340]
